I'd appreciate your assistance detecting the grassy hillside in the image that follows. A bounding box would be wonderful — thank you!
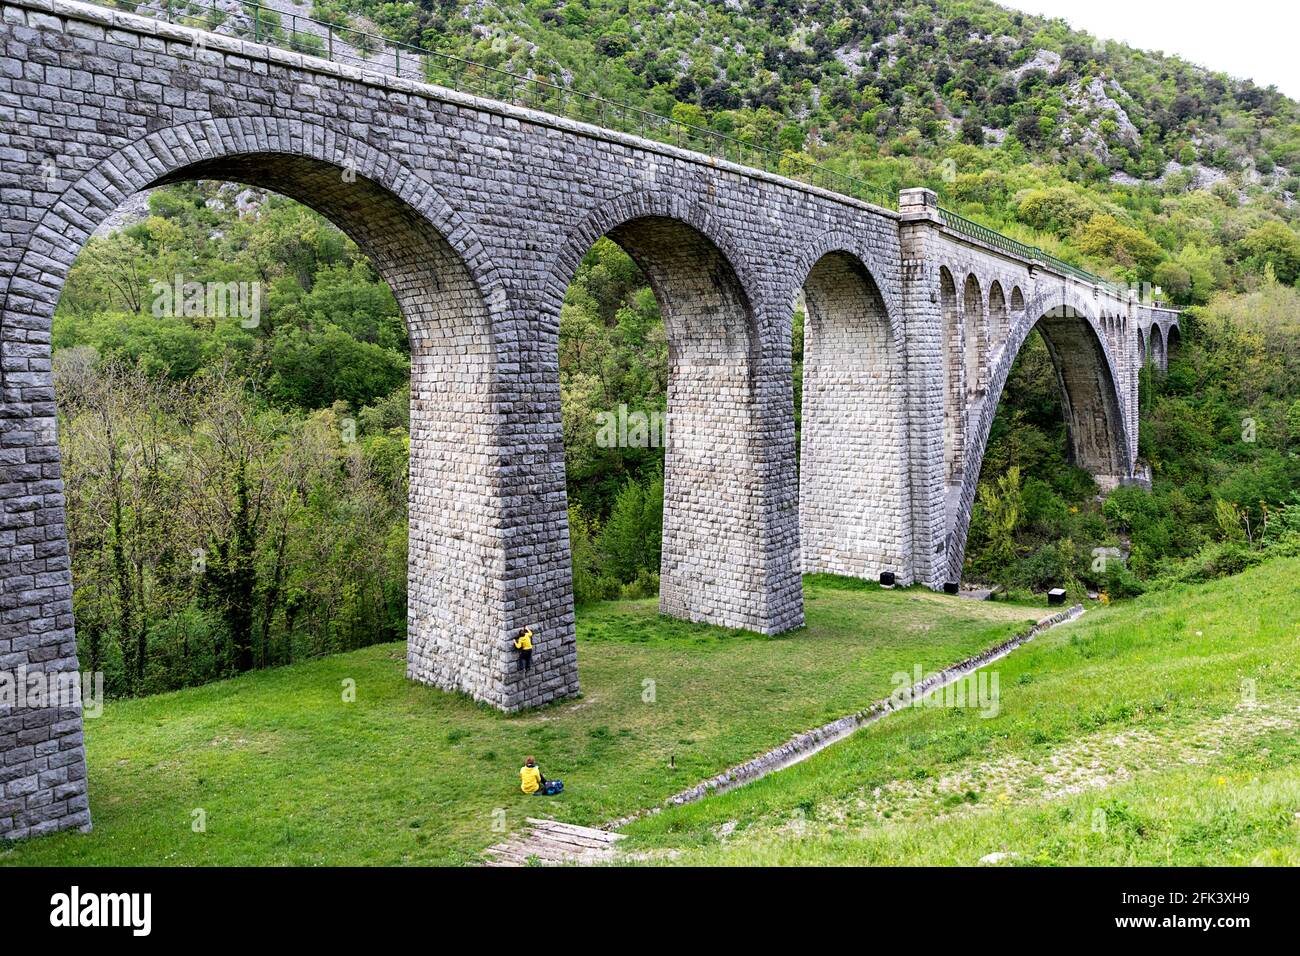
[0,579,1041,865]
[622,555,1300,865]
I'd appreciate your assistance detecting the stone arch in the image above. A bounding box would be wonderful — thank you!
[1137,326,1148,365]
[945,287,1132,581]
[940,267,962,484]
[0,118,569,838]
[545,190,763,356]
[1010,285,1025,315]
[1,119,563,731]
[546,190,801,635]
[788,229,904,333]
[1165,323,1181,358]
[962,273,985,396]
[4,123,505,351]
[1150,323,1167,370]
[988,281,1008,355]
[796,247,910,583]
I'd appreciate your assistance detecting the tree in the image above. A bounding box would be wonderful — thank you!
[1074,215,1164,271]
[599,474,664,583]
[975,465,1023,580]
[1239,222,1300,285]
[960,112,984,146]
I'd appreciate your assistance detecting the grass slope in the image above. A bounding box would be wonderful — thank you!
[1,579,1038,865]
[624,557,1300,866]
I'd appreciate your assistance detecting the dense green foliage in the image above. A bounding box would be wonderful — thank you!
[55,184,411,695]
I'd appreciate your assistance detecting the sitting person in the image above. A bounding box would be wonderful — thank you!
[519,755,545,795]
[519,756,564,796]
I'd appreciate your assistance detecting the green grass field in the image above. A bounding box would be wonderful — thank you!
[623,557,1300,866]
[0,578,1040,865]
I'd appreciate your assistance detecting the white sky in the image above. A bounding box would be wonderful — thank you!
[1003,1,1300,99]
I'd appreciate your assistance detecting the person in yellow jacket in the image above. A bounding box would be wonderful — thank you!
[513,627,534,673]
[519,755,544,795]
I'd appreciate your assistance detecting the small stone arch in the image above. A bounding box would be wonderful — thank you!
[1165,323,1181,359]
[1010,285,1026,323]
[1150,323,1167,370]
[962,273,985,396]
[939,267,962,484]
[988,281,1008,355]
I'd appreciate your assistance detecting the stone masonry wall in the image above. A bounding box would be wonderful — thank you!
[799,251,910,582]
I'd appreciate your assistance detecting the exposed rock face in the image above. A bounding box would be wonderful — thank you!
[1011,48,1061,80]
[1060,77,1141,163]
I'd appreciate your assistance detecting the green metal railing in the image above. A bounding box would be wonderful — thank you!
[106,0,1126,294]
[936,205,1127,295]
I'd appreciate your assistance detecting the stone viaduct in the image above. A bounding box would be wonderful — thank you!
[0,0,1177,838]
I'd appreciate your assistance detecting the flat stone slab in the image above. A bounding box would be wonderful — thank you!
[483,818,626,867]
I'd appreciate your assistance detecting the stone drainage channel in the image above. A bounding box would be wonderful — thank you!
[484,603,1085,866]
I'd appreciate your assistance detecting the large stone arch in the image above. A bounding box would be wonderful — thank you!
[944,286,1133,581]
[544,190,802,635]
[0,116,579,836]
[793,237,911,584]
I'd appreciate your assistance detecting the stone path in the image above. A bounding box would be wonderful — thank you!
[483,818,625,867]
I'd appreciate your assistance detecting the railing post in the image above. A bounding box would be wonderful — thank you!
[253,4,260,42]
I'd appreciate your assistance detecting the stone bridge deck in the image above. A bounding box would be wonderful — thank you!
[0,0,1177,839]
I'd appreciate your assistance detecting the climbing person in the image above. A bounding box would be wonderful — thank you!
[519,756,563,796]
[513,626,534,673]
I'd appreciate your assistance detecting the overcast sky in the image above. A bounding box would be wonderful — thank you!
[1003,0,1300,99]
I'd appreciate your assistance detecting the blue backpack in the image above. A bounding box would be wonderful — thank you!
[542,779,564,796]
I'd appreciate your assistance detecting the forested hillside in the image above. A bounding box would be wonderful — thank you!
[62,0,1300,697]
[299,0,1300,296]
